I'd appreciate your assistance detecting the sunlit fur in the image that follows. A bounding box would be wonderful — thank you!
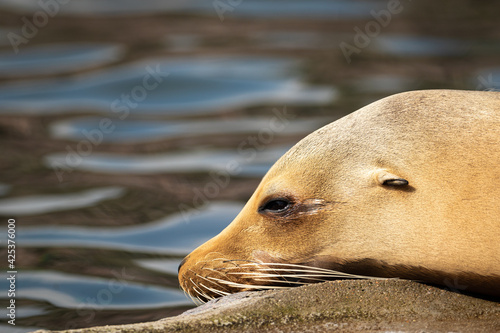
[179,90,500,301]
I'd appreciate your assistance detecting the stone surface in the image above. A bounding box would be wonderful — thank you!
[33,279,500,333]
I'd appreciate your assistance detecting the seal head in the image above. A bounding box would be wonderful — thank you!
[179,90,500,302]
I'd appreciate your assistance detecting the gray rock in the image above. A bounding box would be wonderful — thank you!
[33,279,500,333]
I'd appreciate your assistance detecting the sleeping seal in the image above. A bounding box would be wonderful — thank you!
[178,89,500,302]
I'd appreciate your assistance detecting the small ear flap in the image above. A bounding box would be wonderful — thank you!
[374,169,409,187]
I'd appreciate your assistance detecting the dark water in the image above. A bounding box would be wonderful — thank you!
[0,0,385,18]
[0,0,498,331]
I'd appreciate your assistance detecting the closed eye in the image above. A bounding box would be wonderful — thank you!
[258,198,292,214]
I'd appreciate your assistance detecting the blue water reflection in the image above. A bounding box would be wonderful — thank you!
[0,43,124,77]
[191,0,386,19]
[0,57,335,115]
[50,116,330,143]
[253,31,336,50]
[0,271,190,309]
[18,202,243,255]
[135,259,183,276]
[0,0,384,18]
[0,187,124,216]
[44,146,290,176]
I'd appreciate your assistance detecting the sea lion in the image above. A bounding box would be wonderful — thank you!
[178,89,500,302]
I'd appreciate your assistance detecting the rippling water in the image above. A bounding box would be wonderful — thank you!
[0,0,498,331]
[0,0,385,18]
[49,116,331,143]
[18,202,242,254]
[0,187,125,216]
[0,271,189,309]
[0,57,335,115]
[0,43,124,77]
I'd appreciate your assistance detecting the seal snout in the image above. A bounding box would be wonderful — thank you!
[178,256,187,273]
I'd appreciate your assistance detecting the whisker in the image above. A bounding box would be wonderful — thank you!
[231,272,339,282]
[230,271,364,285]
[252,278,306,285]
[190,288,207,305]
[256,271,378,280]
[217,259,260,264]
[243,262,340,272]
[245,263,384,280]
[197,271,228,287]
[190,278,211,302]
[206,276,291,290]
[184,288,200,305]
[209,258,257,268]
[185,270,211,304]
[190,282,203,297]
[182,259,394,305]
[194,285,214,302]
[202,267,239,276]
[199,282,229,298]
[229,271,340,278]
[197,275,232,297]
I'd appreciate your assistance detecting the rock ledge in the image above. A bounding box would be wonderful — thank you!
[34,280,500,333]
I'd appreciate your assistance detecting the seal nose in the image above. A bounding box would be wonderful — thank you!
[178,257,188,273]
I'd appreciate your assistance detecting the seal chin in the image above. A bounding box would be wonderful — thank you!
[179,256,285,304]
[179,251,382,304]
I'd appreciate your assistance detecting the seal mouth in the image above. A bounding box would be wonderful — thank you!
[181,260,382,304]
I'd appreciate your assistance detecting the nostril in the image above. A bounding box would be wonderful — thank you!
[178,257,188,273]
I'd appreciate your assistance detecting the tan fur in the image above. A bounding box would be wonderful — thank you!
[179,90,500,299]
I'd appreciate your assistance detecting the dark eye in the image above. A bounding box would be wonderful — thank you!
[259,198,291,214]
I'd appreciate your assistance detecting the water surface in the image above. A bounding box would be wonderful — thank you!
[0,43,124,77]
[0,57,336,115]
[0,271,190,310]
[44,146,291,176]
[49,116,330,143]
[0,187,124,216]
[17,202,243,255]
[0,0,385,18]
[372,36,467,57]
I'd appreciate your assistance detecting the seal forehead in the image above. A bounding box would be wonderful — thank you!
[264,155,332,197]
[278,89,500,172]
